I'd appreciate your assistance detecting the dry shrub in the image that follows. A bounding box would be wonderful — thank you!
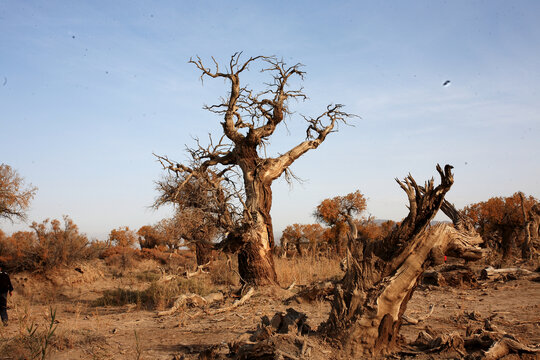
[94,276,217,310]
[274,255,342,286]
[49,328,106,352]
[139,247,170,264]
[0,216,99,272]
[135,270,161,282]
[101,246,140,269]
[209,255,240,286]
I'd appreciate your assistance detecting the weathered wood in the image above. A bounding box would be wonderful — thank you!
[286,281,335,304]
[322,165,484,357]
[402,304,434,325]
[422,265,478,287]
[484,337,540,360]
[480,266,535,281]
[157,292,224,316]
[210,287,255,315]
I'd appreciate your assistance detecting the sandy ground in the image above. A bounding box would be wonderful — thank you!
[0,260,539,359]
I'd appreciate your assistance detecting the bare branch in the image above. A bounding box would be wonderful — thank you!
[262,104,356,182]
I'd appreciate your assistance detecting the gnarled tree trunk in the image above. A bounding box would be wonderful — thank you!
[322,165,484,357]
[157,55,354,287]
[194,240,213,266]
[235,154,278,285]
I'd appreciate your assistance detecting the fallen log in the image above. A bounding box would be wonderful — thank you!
[480,266,535,281]
[184,262,211,278]
[227,308,312,360]
[157,292,224,316]
[422,264,478,287]
[406,316,540,359]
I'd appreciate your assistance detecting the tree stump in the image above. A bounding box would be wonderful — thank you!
[321,165,484,357]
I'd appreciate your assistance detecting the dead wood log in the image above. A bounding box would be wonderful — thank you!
[484,337,540,360]
[157,292,224,316]
[286,281,296,291]
[406,313,540,359]
[226,308,312,360]
[480,266,535,281]
[402,304,435,325]
[285,281,335,304]
[422,264,478,287]
[210,287,255,315]
[321,165,485,357]
[183,262,211,278]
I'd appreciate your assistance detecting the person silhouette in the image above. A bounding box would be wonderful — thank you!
[0,262,14,326]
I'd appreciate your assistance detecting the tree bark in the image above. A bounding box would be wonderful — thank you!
[322,165,484,357]
[195,240,213,266]
[236,154,278,285]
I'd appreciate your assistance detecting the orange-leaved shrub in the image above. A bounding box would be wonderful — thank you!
[0,216,97,272]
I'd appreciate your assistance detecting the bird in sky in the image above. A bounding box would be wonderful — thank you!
[443,80,451,87]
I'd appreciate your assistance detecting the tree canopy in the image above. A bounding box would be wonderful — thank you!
[0,164,37,222]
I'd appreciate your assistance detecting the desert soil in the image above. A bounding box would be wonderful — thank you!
[1,260,539,359]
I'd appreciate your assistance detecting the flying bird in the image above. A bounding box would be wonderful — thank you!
[443,80,451,87]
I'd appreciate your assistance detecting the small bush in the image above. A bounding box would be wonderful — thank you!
[0,216,99,272]
[102,246,140,269]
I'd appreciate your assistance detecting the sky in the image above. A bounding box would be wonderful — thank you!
[1,0,539,240]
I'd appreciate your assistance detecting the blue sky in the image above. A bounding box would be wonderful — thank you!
[1,1,539,240]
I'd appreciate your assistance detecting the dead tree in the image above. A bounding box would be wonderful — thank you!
[322,165,484,357]
[156,54,354,285]
[519,192,540,259]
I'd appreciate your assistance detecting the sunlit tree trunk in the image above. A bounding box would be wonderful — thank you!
[237,164,277,285]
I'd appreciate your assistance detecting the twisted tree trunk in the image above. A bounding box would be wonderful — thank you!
[322,165,484,357]
[194,240,213,266]
[157,55,354,286]
[236,159,278,285]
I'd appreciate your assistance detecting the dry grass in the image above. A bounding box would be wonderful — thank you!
[274,255,342,287]
[93,276,219,310]
[208,255,240,286]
